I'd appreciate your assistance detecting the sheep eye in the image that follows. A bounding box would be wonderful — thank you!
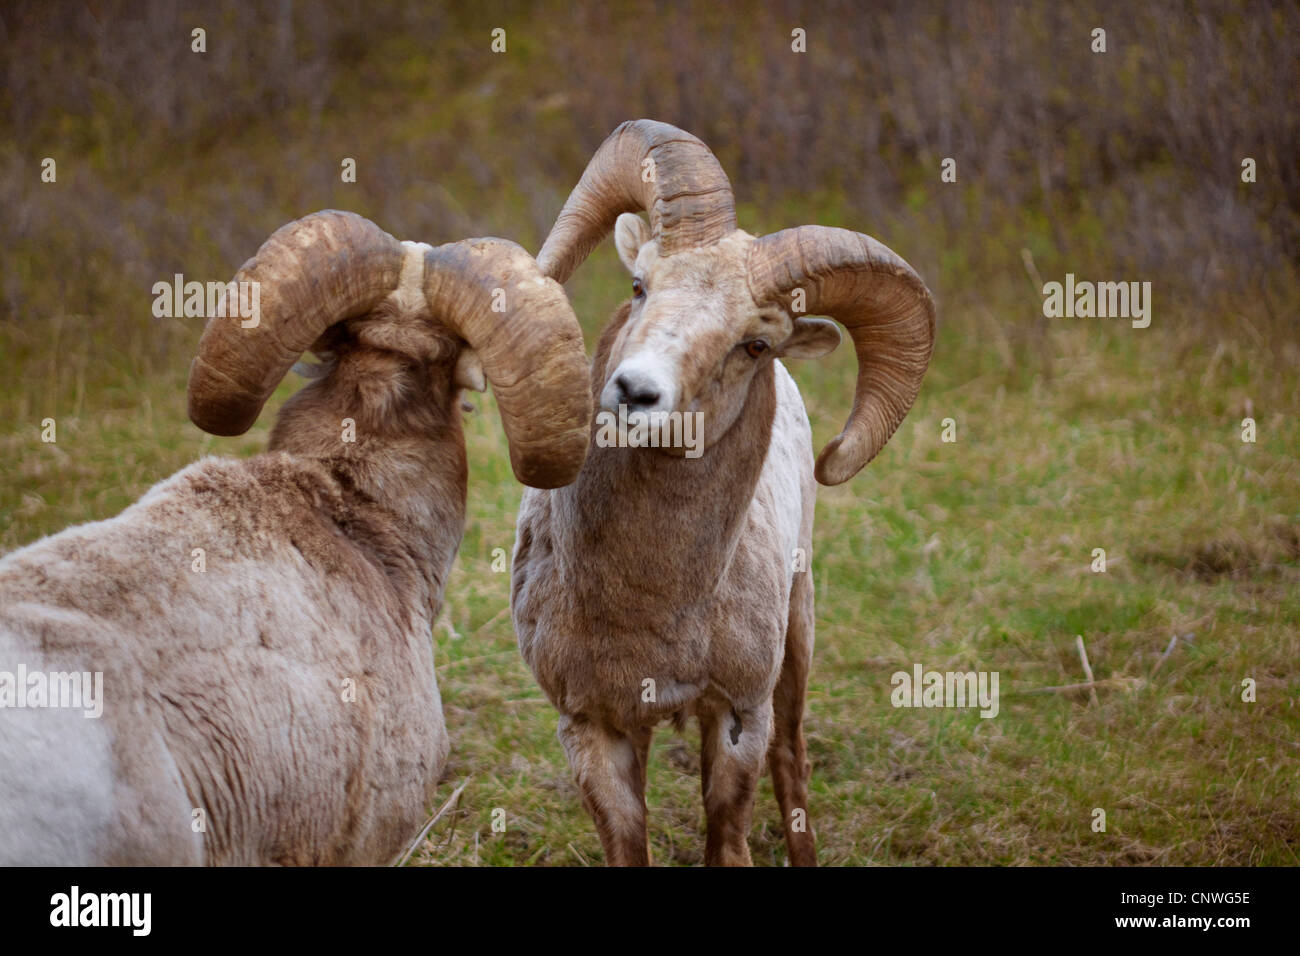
[632,277,645,299]
[745,339,770,358]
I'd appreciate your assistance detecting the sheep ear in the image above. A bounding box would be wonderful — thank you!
[453,348,486,392]
[614,213,651,273]
[778,317,841,359]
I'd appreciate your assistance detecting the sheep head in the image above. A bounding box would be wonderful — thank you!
[187,210,591,489]
[537,120,935,485]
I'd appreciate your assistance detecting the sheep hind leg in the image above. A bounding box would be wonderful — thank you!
[699,701,771,866]
[557,715,651,866]
[768,569,817,866]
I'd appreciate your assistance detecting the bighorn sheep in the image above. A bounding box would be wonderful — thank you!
[511,121,935,866]
[0,210,590,865]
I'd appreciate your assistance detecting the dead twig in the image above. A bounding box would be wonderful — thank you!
[1020,247,1045,292]
[1151,632,1195,676]
[1075,635,1100,707]
[394,777,470,867]
[1020,676,1146,696]
[568,842,592,867]
[1152,634,1180,673]
[436,648,518,670]
[471,604,511,638]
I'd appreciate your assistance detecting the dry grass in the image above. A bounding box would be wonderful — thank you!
[10,276,1292,866]
[1,0,1296,866]
[398,296,1298,866]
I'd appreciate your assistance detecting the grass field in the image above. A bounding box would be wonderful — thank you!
[2,0,1295,866]
[3,251,1295,866]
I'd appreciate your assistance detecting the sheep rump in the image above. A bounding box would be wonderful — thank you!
[0,452,449,866]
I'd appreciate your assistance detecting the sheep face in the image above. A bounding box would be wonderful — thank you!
[536,120,934,484]
[605,213,841,454]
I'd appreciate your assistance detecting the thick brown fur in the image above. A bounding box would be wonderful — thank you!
[0,311,472,865]
[514,288,822,867]
[514,123,930,866]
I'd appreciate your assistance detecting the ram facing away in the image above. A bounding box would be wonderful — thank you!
[511,120,935,866]
[0,210,590,865]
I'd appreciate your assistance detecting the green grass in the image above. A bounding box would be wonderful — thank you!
[5,267,1293,866]
[435,300,1300,866]
[2,1,1289,868]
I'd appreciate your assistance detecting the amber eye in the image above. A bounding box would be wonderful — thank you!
[632,277,645,298]
[745,339,770,358]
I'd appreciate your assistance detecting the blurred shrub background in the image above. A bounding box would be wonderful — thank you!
[3,0,1295,379]
[1,1,1296,864]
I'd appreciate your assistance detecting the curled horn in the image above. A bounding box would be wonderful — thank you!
[188,209,405,436]
[747,226,936,485]
[536,119,737,283]
[421,239,590,488]
[188,210,591,488]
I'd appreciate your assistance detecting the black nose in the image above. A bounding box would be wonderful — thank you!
[615,373,660,409]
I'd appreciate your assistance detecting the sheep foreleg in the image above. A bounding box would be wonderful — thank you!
[699,701,772,866]
[557,715,651,866]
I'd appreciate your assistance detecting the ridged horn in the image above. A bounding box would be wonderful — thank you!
[747,225,935,485]
[421,239,591,488]
[188,211,591,488]
[536,119,737,283]
[188,209,406,436]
